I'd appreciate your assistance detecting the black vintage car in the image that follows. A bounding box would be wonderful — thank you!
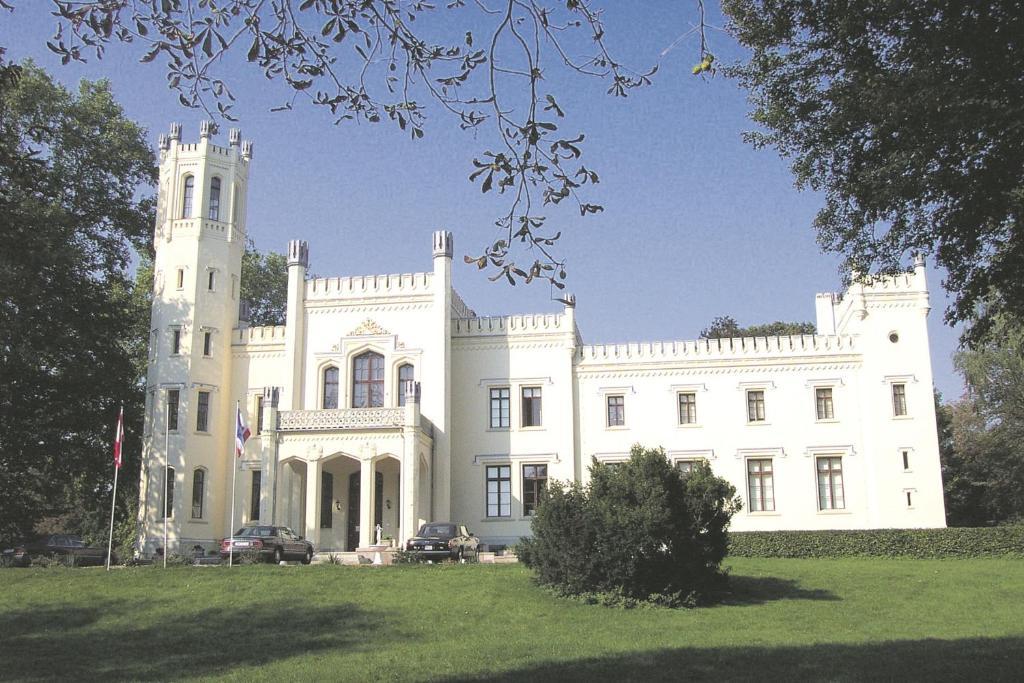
[3,534,112,567]
[220,525,314,564]
[405,522,479,561]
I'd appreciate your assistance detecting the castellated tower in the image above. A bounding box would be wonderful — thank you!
[137,122,253,555]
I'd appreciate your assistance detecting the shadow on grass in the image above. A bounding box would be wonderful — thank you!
[449,637,1024,682]
[718,574,839,606]
[0,596,389,681]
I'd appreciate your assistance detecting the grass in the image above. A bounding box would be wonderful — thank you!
[2,557,1023,681]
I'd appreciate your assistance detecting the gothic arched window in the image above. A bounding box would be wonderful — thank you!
[397,363,415,407]
[352,352,385,408]
[323,367,339,409]
[181,176,194,218]
[191,468,206,519]
[209,177,221,220]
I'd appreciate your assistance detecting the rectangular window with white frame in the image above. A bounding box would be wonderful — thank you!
[521,387,542,427]
[196,391,210,432]
[486,465,511,517]
[170,328,181,355]
[747,458,775,511]
[522,464,548,516]
[815,387,835,420]
[816,456,845,510]
[202,331,212,357]
[892,383,908,416]
[676,459,700,476]
[747,390,766,423]
[678,392,697,425]
[606,395,625,427]
[489,387,510,428]
[167,389,180,432]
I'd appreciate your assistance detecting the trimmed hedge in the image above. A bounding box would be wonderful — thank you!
[728,526,1024,559]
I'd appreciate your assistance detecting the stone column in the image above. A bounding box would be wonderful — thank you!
[359,455,377,548]
[304,457,321,545]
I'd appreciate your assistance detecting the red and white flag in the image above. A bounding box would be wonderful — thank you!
[235,405,251,458]
[113,406,124,469]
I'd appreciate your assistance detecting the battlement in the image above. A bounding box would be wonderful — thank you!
[579,334,858,364]
[451,288,477,319]
[304,272,434,300]
[453,313,568,337]
[158,217,242,242]
[233,325,287,346]
[159,122,252,162]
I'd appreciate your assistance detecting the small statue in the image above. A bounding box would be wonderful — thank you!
[375,523,383,545]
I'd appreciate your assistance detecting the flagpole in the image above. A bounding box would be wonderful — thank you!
[106,405,123,572]
[164,391,170,569]
[229,400,238,567]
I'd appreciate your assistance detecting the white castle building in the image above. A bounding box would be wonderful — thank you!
[138,125,946,555]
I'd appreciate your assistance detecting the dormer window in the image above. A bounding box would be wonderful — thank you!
[181,175,194,218]
[209,177,221,220]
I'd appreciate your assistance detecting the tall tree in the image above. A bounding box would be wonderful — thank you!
[700,315,815,339]
[724,0,1024,343]
[241,244,289,327]
[0,62,156,542]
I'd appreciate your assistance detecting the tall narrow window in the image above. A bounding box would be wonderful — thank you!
[905,490,914,507]
[902,450,910,471]
[181,176,194,218]
[320,472,333,528]
[203,331,212,357]
[816,457,845,510]
[747,390,766,422]
[191,469,205,519]
[521,387,542,427]
[486,465,511,517]
[397,363,415,406]
[352,351,385,408]
[678,392,697,425]
[815,387,835,420]
[523,464,548,516]
[250,471,262,521]
[176,268,184,289]
[171,329,181,355]
[207,270,216,291]
[256,395,264,435]
[747,459,775,512]
[231,183,239,223]
[167,389,180,431]
[208,177,221,220]
[607,395,625,427]
[196,391,210,432]
[162,466,175,519]
[892,383,908,416]
[323,367,339,409]
[489,388,510,428]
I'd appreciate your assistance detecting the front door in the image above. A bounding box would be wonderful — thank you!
[347,473,359,552]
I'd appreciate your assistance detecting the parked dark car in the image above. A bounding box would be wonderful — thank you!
[3,534,112,567]
[220,525,314,564]
[405,522,479,561]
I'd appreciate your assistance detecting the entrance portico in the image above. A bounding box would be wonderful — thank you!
[270,383,433,550]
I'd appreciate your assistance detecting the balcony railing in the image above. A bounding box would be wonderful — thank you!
[278,408,405,432]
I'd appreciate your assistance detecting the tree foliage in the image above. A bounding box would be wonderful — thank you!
[940,318,1024,525]
[0,0,717,292]
[724,0,1024,343]
[241,243,289,326]
[0,62,156,542]
[700,315,815,339]
[518,446,741,606]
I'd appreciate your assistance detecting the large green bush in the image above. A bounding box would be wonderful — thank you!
[729,527,1024,559]
[518,446,742,605]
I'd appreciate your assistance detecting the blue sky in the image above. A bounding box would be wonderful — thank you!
[1,2,964,400]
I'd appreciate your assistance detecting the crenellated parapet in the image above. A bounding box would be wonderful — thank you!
[233,325,287,346]
[453,313,568,336]
[450,288,477,319]
[304,272,434,300]
[579,334,858,364]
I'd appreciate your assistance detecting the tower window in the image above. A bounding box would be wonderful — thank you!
[209,177,221,220]
[196,391,210,432]
[161,466,175,520]
[352,351,385,408]
[323,367,339,409]
[176,268,184,290]
[747,390,766,422]
[171,328,181,355]
[181,176,194,218]
[250,471,262,521]
[397,363,415,406]
[892,383,908,417]
[191,468,205,519]
[203,331,212,357]
[167,389,180,431]
[256,395,264,435]
[207,270,216,291]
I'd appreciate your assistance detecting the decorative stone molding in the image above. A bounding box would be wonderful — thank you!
[278,408,404,431]
[348,319,390,336]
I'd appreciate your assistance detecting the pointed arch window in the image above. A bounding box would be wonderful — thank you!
[397,363,415,406]
[353,352,385,408]
[191,468,206,519]
[323,367,339,409]
[209,177,221,220]
[181,176,194,218]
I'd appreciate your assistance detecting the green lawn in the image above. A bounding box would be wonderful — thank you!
[2,558,1022,681]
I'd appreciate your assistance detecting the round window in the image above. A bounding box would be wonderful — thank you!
[888,331,899,343]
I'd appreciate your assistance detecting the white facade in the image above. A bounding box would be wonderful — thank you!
[138,126,946,555]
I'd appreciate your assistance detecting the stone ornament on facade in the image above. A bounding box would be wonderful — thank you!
[348,318,391,336]
[279,408,405,431]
